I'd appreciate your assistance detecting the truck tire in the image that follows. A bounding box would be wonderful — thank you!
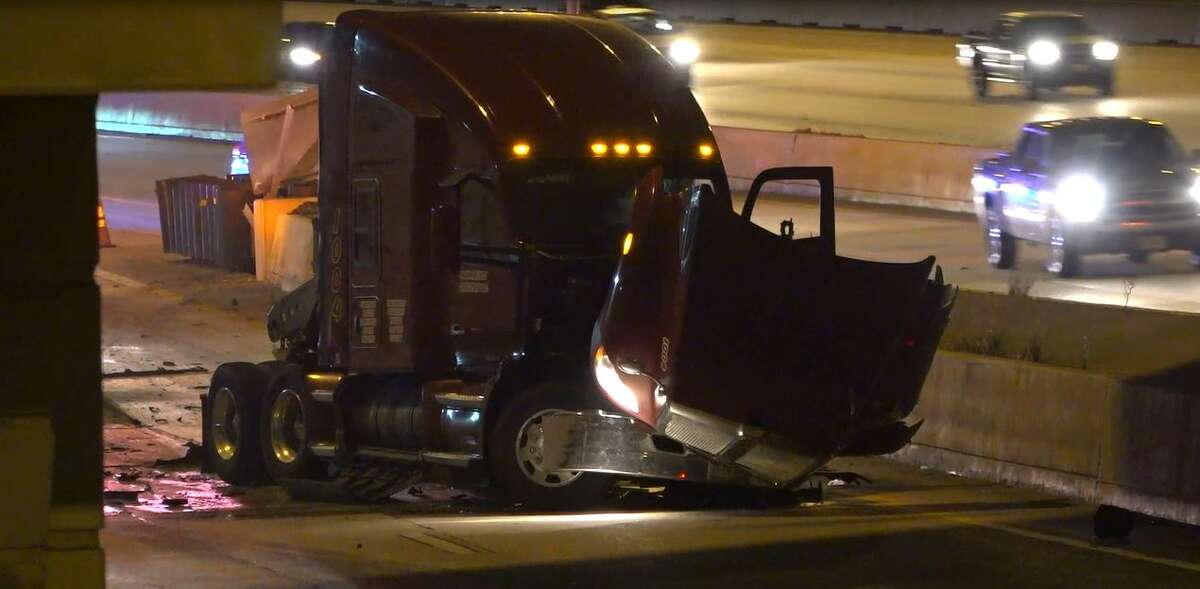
[1025,81,1041,101]
[985,207,1017,269]
[972,65,988,98]
[260,364,327,483]
[1047,218,1082,278]
[205,362,270,485]
[489,382,613,510]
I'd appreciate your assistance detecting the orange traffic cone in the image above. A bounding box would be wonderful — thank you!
[98,203,114,248]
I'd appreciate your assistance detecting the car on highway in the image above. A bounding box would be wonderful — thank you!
[957,12,1119,100]
[585,2,700,84]
[973,117,1200,277]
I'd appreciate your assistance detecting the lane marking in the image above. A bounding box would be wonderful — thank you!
[95,269,149,289]
[946,511,1200,574]
[867,493,1200,574]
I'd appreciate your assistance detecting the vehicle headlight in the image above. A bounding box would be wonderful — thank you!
[1092,40,1119,61]
[1054,174,1106,222]
[655,19,674,32]
[1189,177,1200,203]
[1027,40,1061,66]
[972,174,999,193]
[668,38,700,65]
[289,46,322,67]
[593,346,641,416]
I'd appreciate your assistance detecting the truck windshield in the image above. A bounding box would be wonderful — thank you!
[510,162,709,249]
[1020,17,1090,38]
[1051,125,1185,166]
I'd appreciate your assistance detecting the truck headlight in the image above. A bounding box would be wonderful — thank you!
[669,38,700,65]
[289,46,322,67]
[1054,174,1106,222]
[1028,40,1061,66]
[1092,41,1119,61]
[594,347,640,415]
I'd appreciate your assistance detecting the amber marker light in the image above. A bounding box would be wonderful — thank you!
[635,142,653,156]
[613,142,631,156]
[591,142,609,156]
[512,142,531,157]
[622,232,634,255]
[698,143,714,158]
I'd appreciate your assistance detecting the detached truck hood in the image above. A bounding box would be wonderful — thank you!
[591,167,955,487]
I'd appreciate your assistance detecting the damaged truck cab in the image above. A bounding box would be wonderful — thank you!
[202,9,953,508]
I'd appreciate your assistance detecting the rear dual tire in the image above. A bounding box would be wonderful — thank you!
[205,363,271,485]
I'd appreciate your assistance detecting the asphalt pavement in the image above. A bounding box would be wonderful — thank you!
[96,245,1200,587]
[690,24,1200,148]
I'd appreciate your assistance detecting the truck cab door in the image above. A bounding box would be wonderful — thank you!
[1003,129,1050,240]
[332,82,453,375]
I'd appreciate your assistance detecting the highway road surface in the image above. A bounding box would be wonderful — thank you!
[96,248,1200,588]
[691,24,1200,148]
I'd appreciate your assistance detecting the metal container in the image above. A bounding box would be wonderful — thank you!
[155,175,255,273]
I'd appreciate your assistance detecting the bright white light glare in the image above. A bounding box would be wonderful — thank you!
[594,347,640,415]
[289,46,322,67]
[669,38,700,65]
[1055,174,1106,222]
[1027,40,1061,65]
[1092,40,1119,61]
[1000,182,1030,199]
[1189,178,1200,203]
[957,45,975,59]
[655,19,674,31]
[972,174,999,193]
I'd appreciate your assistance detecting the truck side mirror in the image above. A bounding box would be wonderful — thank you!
[430,204,460,273]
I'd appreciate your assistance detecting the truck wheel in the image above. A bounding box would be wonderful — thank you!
[489,382,613,510]
[260,365,327,483]
[985,207,1017,269]
[205,363,270,485]
[972,66,988,98]
[1047,218,1082,278]
[1094,505,1134,541]
[1025,81,1041,101]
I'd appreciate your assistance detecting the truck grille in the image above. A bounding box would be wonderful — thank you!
[1113,192,1197,222]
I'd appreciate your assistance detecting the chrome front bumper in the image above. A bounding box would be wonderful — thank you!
[549,402,824,489]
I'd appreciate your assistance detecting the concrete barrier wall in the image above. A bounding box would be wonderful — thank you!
[714,126,993,212]
[97,92,276,142]
[895,351,1200,525]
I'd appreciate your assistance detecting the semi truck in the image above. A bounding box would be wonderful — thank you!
[201,9,954,508]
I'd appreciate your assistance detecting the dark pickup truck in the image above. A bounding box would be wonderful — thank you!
[973,117,1200,277]
[956,12,1119,100]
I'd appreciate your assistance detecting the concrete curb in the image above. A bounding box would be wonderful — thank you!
[893,351,1200,525]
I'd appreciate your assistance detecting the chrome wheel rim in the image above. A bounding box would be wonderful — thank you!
[1048,220,1066,274]
[269,389,306,464]
[211,386,239,461]
[986,211,1003,265]
[515,410,582,488]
